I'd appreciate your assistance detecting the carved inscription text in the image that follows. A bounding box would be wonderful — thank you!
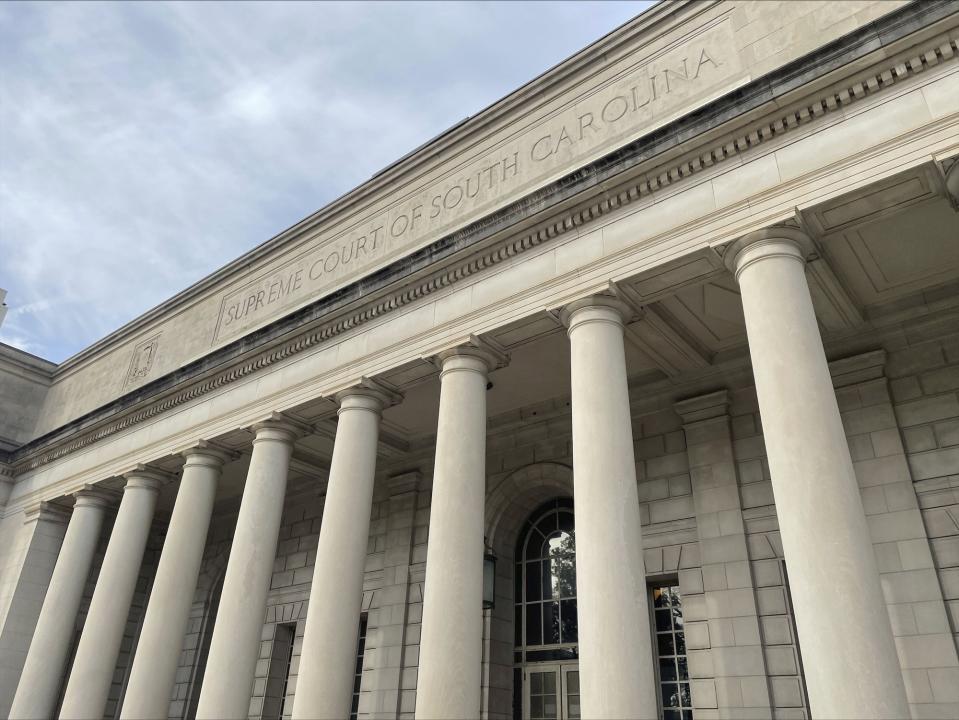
[214,20,739,342]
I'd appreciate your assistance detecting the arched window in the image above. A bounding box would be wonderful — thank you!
[514,498,578,663]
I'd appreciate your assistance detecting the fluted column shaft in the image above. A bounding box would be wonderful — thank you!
[9,490,112,720]
[415,349,494,720]
[120,446,229,719]
[729,228,909,719]
[292,388,390,720]
[196,420,297,720]
[59,470,163,719]
[564,297,657,719]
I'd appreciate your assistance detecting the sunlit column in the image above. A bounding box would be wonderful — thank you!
[59,469,164,719]
[293,384,396,719]
[196,419,298,720]
[727,227,909,718]
[416,345,502,720]
[564,296,658,719]
[9,489,113,720]
[120,444,231,719]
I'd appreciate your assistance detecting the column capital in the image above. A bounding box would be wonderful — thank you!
[723,226,815,279]
[560,294,632,333]
[674,389,731,426]
[123,465,170,492]
[181,440,236,468]
[944,157,959,208]
[249,412,311,445]
[334,378,403,415]
[433,335,508,376]
[73,484,119,510]
[23,500,72,526]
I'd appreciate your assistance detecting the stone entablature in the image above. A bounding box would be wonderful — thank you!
[5,0,957,481]
[20,0,931,440]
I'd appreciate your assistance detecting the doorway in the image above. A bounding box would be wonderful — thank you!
[513,498,579,720]
[524,663,580,719]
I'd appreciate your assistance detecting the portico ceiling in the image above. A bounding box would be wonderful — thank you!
[372,162,959,444]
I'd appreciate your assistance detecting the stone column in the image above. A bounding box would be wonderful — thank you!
[562,296,658,719]
[59,469,164,720]
[0,502,70,717]
[196,418,298,720]
[416,345,501,720]
[9,489,112,720]
[120,444,231,719]
[726,227,910,719]
[293,385,396,720]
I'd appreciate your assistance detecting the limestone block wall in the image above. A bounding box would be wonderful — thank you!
[731,390,810,720]
[887,323,959,712]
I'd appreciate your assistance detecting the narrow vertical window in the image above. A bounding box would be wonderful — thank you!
[350,613,368,720]
[264,622,295,720]
[651,584,692,720]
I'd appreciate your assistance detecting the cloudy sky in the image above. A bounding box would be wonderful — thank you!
[0,1,652,363]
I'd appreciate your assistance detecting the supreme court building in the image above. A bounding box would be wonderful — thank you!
[2,1,959,718]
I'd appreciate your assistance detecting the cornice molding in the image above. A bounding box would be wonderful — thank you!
[6,6,958,476]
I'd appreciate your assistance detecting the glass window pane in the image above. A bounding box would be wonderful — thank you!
[653,587,669,607]
[660,658,677,682]
[560,599,578,644]
[567,695,581,720]
[677,657,689,680]
[526,603,542,646]
[566,671,579,694]
[526,561,543,601]
[543,695,557,719]
[515,563,522,600]
[543,671,556,694]
[656,609,672,632]
[531,671,543,694]
[672,606,684,629]
[542,560,555,600]
[526,530,545,560]
[658,633,675,656]
[680,683,691,707]
[675,632,686,654]
[662,683,680,708]
[530,695,544,719]
[544,601,560,645]
[663,711,681,720]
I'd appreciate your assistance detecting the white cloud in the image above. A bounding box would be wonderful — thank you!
[0,0,652,362]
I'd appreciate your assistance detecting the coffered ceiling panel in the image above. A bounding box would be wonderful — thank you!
[822,197,959,306]
[655,276,747,354]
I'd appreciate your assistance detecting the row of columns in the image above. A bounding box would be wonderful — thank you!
[10,227,909,719]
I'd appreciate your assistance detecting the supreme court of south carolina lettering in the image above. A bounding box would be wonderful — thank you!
[2,1,959,718]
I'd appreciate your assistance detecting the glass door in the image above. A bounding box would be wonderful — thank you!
[524,663,579,720]
[560,665,581,719]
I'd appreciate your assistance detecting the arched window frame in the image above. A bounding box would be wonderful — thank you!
[513,497,578,665]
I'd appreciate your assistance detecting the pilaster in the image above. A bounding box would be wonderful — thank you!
[829,350,959,716]
[363,471,422,719]
[674,391,772,720]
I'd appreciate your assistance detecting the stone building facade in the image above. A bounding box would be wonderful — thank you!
[1,1,959,718]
